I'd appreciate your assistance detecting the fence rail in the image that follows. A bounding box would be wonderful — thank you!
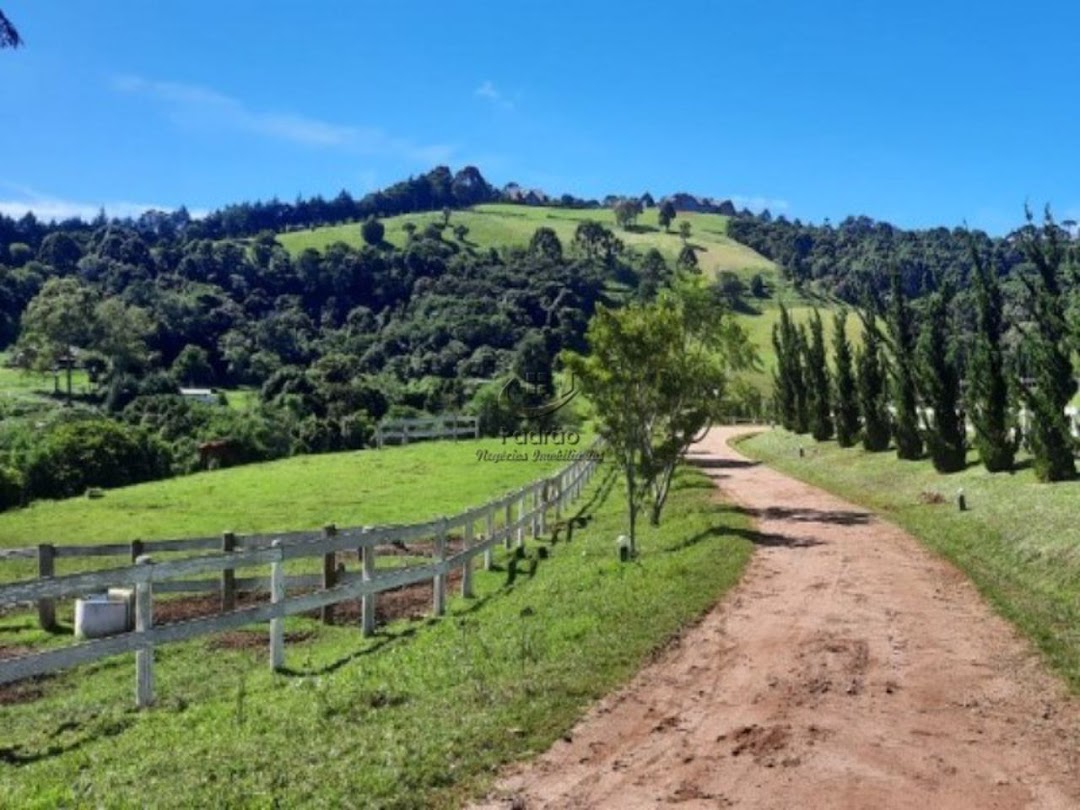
[374,414,479,448]
[0,444,604,708]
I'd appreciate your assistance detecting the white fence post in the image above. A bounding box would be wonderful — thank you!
[484,506,495,570]
[135,554,154,709]
[269,540,285,671]
[462,517,474,598]
[516,489,526,549]
[433,518,448,616]
[361,528,375,637]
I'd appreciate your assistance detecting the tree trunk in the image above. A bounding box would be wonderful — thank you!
[65,364,73,405]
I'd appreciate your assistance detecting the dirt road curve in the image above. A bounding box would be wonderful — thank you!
[474,427,1080,809]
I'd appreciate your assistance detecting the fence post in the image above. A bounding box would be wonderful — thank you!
[361,528,375,637]
[433,518,448,616]
[484,505,495,570]
[504,497,513,550]
[462,516,474,598]
[516,489,526,549]
[37,543,57,632]
[130,539,144,564]
[269,540,285,671]
[221,531,236,612]
[135,554,154,709]
[321,524,338,625]
[554,474,563,521]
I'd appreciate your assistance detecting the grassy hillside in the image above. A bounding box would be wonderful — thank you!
[739,429,1080,691]
[277,203,777,281]
[0,435,590,550]
[0,464,753,809]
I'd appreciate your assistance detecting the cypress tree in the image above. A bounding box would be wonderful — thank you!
[917,284,966,472]
[832,309,860,447]
[968,244,1017,472]
[772,303,807,432]
[793,323,810,434]
[806,309,834,441]
[857,311,891,452]
[887,268,923,460]
[1016,208,1077,482]
[771,306,797,430]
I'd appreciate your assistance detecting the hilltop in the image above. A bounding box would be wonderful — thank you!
[276,203,777,282]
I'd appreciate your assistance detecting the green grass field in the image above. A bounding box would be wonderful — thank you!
[738,429,1080,692]
[0,464,753,809]
[276,203,777,281]
[0,435,592,549]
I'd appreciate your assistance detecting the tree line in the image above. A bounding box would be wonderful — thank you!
[772,209,1079,483]
[0,202,692,508]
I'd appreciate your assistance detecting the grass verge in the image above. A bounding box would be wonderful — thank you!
[0,463,752,808]
[738,429,1080,692]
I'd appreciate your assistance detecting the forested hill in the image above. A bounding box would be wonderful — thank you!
[726,213,1076,303]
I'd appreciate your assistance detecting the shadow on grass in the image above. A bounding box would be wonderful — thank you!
[279,624,422,678]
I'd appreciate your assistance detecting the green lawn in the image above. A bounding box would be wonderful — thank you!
[0,463,753,809]
[277,203,777,281]
[738,429,1080,692]
[0,436,593,550]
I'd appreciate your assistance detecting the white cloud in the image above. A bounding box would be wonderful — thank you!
[0,182,205,223]
[113,75,454,162]
[475,80,515,111]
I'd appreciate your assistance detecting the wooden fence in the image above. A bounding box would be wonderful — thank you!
[0,446,603,708]
[374,414,479,448]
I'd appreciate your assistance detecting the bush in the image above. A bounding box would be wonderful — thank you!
[0,465,23,512]
[360,217,385,246]
[23,419,172,500]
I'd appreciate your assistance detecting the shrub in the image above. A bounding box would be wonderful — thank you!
[23,419,172,500]
[0,465,23,512]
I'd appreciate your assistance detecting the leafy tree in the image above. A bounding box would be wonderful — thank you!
[1015,207,1077,481]
[528,227,563,261]
[573,220,623,264]
[711,272,746,310]
[453,223,469,242]
[0,9,20,48]
[564,287,750,553]
[856,311,891,451]
[92,298,154,383]
[637,249,670,300]
[676,244,698,271]
[749,273,767,298]
[886,268,923,459]
[678,220,692,243]
[613,198,643,230]
[967,244,1017,472]
[172,344,214,386]
[402,222,417,241]
[658,200,676,232]
[360,216,385,246]
[832,310,860,447]
[917,285,966,472]
[16,277,98,402]
[441,207,452,226]
[805,309,833,441]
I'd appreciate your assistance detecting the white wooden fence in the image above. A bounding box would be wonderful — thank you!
[0,447,603,708]
[374,414,479,448]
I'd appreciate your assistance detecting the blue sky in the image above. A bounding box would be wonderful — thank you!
[1,0,1078,234]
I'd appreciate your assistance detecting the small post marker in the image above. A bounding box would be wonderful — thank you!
[616,534,631,563]
[957,488,967,512]
[798,446,805,458]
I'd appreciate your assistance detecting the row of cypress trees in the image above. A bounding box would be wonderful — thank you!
[772,210,1077,483]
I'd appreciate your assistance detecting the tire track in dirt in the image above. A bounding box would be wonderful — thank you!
[473,427,1079,809]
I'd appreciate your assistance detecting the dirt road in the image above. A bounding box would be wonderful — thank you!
[475,427,1079,809]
